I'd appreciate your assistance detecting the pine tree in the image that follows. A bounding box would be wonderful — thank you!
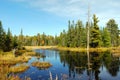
[106,19,119,47]
[60,30,67,47]
[76,20,82,47]
[102,28,111,47]
[0,21,6,51]
[37,33,41,46]
[67,20,72,47]
[90,14,101,48]
[18,29,24,48]
[70,20,75,47]
[5,28,12,51]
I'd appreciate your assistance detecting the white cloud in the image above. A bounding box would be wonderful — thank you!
[11,0,88,17]
[11,0,120,26]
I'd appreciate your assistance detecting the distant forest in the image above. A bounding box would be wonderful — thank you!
[0,14,120,52]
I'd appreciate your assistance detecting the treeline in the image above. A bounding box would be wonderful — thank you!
[0,21,14,52]
[0,14,120,52]
[21,32,55,46]
[57,14,120,48]
[0,21,22,52]
[0,21,55,52]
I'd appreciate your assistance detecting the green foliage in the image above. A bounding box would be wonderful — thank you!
[58,20,86,48]
[18,29,24,47]
[0,21,16,52]
[12,35,18,48]
[0,21,6,51]
[90,14,101,48]
[106,19,119,47]
[102,28,111,47]
[22,32,55,46]
[4,28,12,51]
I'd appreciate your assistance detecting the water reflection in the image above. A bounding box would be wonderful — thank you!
[58,50,120,80]
[90,52,101,80]
[17,49,120,80]
[103,52,120,77]
[59,51,87,76]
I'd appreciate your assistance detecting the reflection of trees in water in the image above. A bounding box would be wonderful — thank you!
[90,52,101,80]
[59,50,120,79]
[89,51,120,80]
[59,51,87,78]
[59,51,102,80]
[103,52,120,76]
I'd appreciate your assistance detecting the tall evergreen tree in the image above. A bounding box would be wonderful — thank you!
[67,20,72,47]
[90,14,101,48]
[106,19,119,47]
[18,29,24,48]
[102,28,111,47]
[5,28,12,51]
[76,20,83,47]
[0,21,6,51]
[59,30,67,47]
[70,20,75,47]
[37,33,41,46]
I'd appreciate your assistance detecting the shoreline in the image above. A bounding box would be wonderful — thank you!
[24,46,119,53]
[24,46,57,50]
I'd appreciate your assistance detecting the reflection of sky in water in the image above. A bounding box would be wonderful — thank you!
[18,50,70,80]
[17,49,120,80]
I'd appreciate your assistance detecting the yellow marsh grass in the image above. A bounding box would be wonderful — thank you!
[0,64,30,80]
[56,47,110,52]
[0,51,33,80]
[24,46,56,50]
[0,51,32,65]
[32,61,52,69]
[0,65,21,80]
[24,46,112,52]
[111,47,120,53]
[0,56,31,65]
[24,52,36,56]
[9,64,29,73]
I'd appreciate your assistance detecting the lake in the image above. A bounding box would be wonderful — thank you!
[18,49,120,80]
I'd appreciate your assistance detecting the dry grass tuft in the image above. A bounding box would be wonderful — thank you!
[32,61,52,69]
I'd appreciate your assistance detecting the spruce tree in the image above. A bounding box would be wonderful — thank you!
[5,28,12,51]
[106,19,119,47]
[102,28,111,47]
[0,21,6,51]
[90,14,101,48]
[67,20,72,47]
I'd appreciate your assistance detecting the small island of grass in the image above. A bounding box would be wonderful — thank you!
[32,61,52,69]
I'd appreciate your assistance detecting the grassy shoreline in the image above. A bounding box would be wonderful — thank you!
[24,46,120,53]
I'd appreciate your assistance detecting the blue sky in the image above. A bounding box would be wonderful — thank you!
[0,0,120,36]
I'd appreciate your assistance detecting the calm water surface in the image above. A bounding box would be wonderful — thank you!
[18,49,120,80]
